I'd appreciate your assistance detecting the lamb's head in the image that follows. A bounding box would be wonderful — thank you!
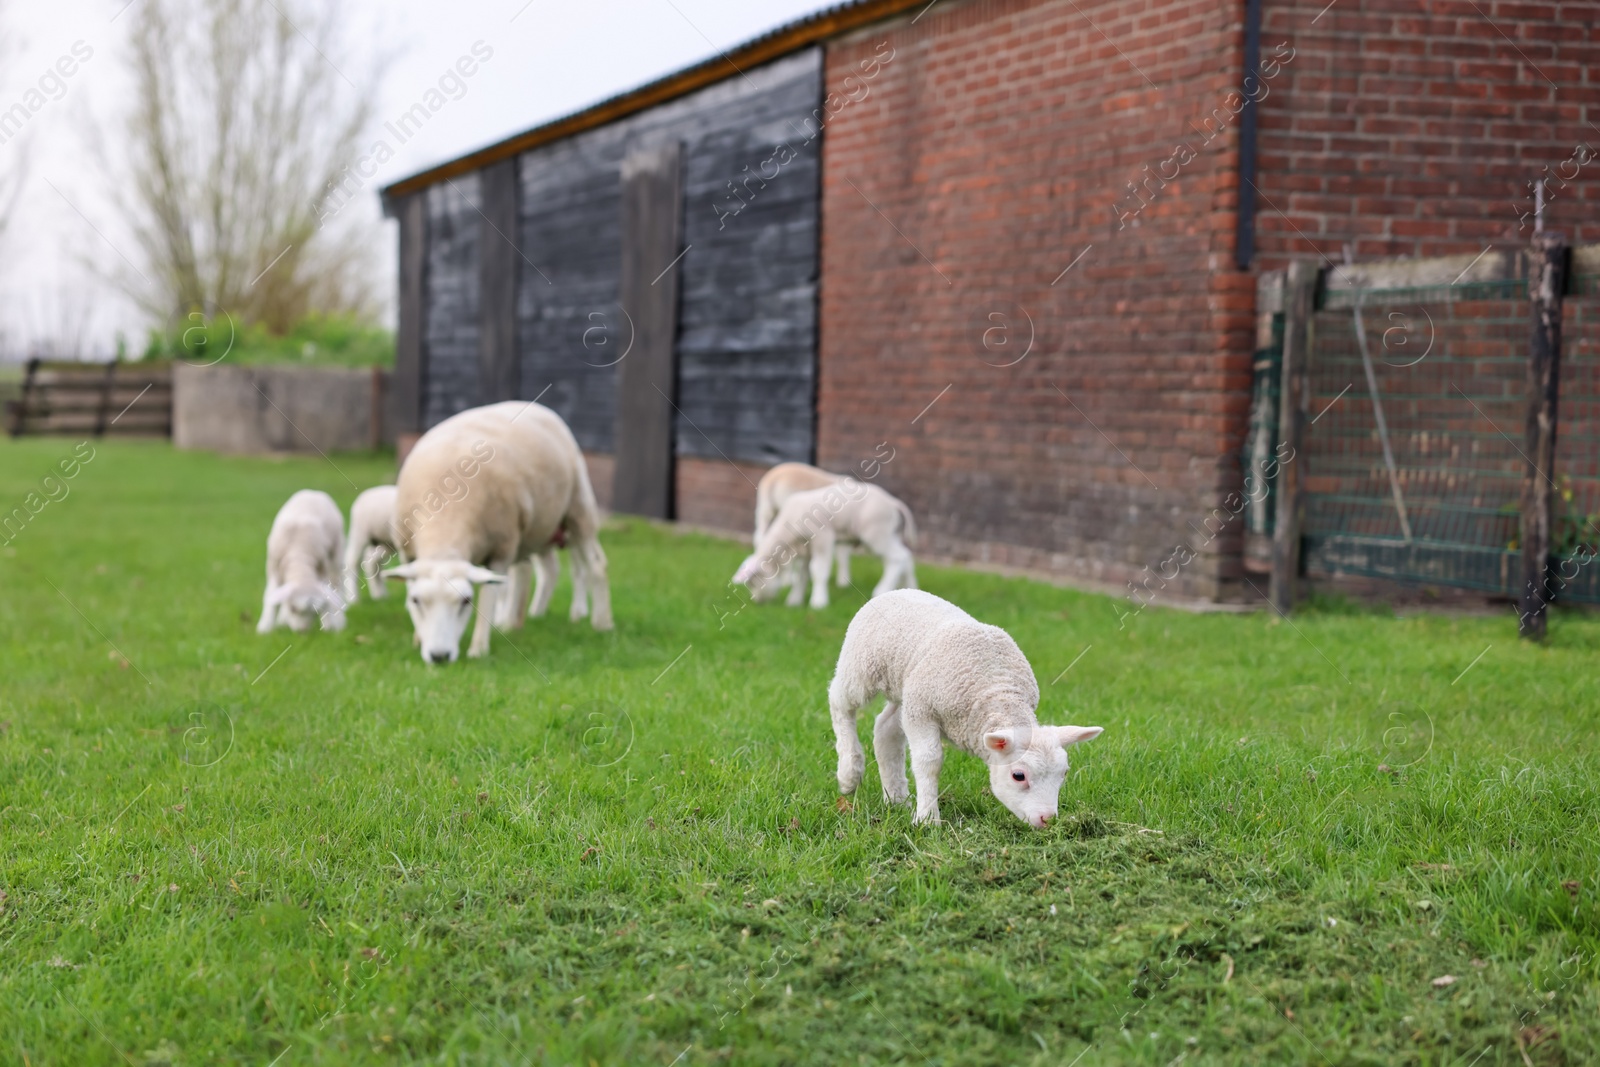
[269,582,343,633]
[386,560,505,664]
[731,552,788,603]
[982,724,1104,828]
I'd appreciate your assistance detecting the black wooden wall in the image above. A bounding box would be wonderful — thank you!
[416,49,822,468]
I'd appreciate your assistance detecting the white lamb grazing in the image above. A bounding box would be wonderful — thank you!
[732,479,916,609]
[828,590,1103,828]
[343,485,402,602]
[754,462,854,590]
[387,400,612,665]
[257,489,348,634]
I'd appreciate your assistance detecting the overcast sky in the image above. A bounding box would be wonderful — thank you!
[0,0,834,359]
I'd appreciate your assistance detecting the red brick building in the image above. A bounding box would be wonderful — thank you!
[382,0,1598,603]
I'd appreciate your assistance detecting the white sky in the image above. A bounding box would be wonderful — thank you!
[0,0,834,360]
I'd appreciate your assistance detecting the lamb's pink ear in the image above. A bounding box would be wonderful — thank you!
[984,728,1026,753]
[386,562,420,580]
[465,566,506,584]
[732,555,760,585]
[266,585,293,607]
[1051,725,1104,748]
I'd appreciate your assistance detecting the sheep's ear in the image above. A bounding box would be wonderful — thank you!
[466,565,507,585]
[731,555,760,585]
[984,728,1026,753]
[1050,725,1104,748]
[386,563,420,580]
[266,585,293,607]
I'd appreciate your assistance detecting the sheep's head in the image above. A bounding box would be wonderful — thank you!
[982,724,1104,828]
[269,582,342,632]
[386,560,505,664]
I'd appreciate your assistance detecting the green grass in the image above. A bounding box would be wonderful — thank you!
[141,314,394,369]
[1,439,1597,1066]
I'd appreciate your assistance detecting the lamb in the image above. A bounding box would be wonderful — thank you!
[732,479,916,609]
[257,489,348,634]
[386,400,612,664]
[342,485,402,602]
[754,462,855,591]
[827,590,1103,827]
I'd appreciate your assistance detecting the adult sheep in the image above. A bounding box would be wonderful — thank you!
[257,489,347,634]
[828,590,1103,827]
[387,401,612,664]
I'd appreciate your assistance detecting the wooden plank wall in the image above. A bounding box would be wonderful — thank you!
[612,143,686,518]
[422,174,482,427]
[511,48,822,463]
[393,195,427,433]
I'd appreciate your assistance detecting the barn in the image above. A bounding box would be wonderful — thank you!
[380,0,1600,607]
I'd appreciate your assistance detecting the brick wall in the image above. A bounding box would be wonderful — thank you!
[1254,0,1600,266]
[584,451,761,539]
[818,0,1256,600]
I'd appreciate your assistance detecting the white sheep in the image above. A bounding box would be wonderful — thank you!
[732,479,916,609]
[828,589,1103,827]
[342,485,402,602]
[257,489,348,634]
[754,462,855,590]
[387,400,612,664]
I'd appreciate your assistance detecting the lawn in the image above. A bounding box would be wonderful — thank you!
[1,438,1597,1066]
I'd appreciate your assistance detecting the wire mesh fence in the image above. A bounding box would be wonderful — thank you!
[1291,248,1600,603]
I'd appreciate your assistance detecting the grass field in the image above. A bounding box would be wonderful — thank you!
[2,438,1598,1066]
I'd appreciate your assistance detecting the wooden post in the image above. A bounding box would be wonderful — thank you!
[1518,231,1569,639]
[93,360,118,437]
[1270,259,1318,614]
[393,194,428,437]
[477,157,521,405]
[612,142,684,520]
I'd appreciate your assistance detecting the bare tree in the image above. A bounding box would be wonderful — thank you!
[112,0,383,332]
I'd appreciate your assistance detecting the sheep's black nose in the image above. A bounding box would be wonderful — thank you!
[428,650,451,664]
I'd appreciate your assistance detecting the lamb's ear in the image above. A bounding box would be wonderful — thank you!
[1050,725,1105,748]
[266,585,293,607]
[386,562,420,580]
[465,565,507,585]
[731,555,760,585]
[983,728,1027,754]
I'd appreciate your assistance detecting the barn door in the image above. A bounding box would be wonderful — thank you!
[612,141,685,519]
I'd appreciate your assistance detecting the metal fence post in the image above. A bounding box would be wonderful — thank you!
[1270,259,1319,614]
[1518,231,1570,639]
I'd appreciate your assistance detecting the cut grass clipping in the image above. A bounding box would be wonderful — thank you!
[1,438,1597,1065]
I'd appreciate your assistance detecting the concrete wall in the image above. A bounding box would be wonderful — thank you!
[174,364,392,454]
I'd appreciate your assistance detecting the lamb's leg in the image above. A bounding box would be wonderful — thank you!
[530,549,559,619]
[829,678,866,795]
[784,554,807,608]
[835,545,852,588]
[903,711,945,825]
[568,550,589,622]
[256,579,278,634]
[874,538,916,597]
[807,531,835,609]
[572,536,613,630]
[363,545,390,599]
[873,702,909,805]
[341,536,363,603]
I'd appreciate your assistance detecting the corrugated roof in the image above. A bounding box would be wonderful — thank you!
[379,0,930,204]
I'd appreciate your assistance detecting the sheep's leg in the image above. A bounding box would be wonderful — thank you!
[469,569,508,658]
[571,536,613,631]
[874,538,917,597]
[529,549,559,619]
[829,680,866,795]
[493,561,529,629]
[256,579,279,635]
[807,531,835,609]
[903,712,945,825]
[873,702,909,805]
[835,545,852,588]
[568,550,589,622]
